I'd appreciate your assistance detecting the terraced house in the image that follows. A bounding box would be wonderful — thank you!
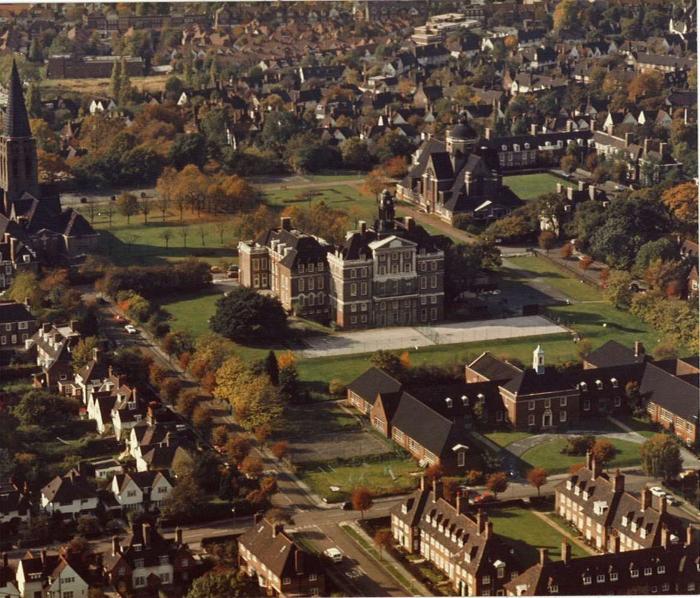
[392,477,517,596]
[554,454,683,553]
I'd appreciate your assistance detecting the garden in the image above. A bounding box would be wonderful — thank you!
[502,173,573,201]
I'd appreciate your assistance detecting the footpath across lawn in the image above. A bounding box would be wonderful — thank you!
[521,437,642,474]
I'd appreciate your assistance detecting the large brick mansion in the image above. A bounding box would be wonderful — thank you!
[238,190,449,329]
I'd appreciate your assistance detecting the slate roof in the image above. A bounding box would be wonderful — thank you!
[640,361,700,422]
[391,391,465,457]
[114,470,172,494]
[4,59,31,138]
[467,352,522,381]
[41,471,96,504]
[256,225,330,268]
[346,367,402,403]
[239,518,323,578]
[0,301,34,324]
[585,340,647,368]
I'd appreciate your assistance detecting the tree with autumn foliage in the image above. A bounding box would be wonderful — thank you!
[281,201,349,245]
[662,181,698,232]
[351,486,373,519]
[552,0,579,32]
[627,71,664,102]
[486,472,508,498]
[527,468,548,496]
[374,530,393,560]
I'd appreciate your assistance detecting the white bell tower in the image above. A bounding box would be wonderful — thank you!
[533,345,545,375]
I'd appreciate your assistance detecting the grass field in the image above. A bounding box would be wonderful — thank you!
[488,506,589,566]
[521,437,642,474]
[41,74,171,95]
[614,416,659,438]
[298,456,420,502]
[264,183,377,222]
[503,173,573,200]
[502,255,660,351]
[160,289,223,338]
[484,431,533,447]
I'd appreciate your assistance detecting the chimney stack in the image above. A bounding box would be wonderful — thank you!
[1,552,6,569]
[477,509,486,535]
[634,341,644,357]
[455,490,462,514]
[175,527,183,545]
[294,548,303,573]
[432,477,442,502]
[358,220,367,233]
[40,549,47,565]
[420,473,426,492]
[613,469,625,493]
[484,127,492,140]
[92,346,100,362]
[641,488,651,511]
[561,541,571,564]
[539,548,548,565]
[659,496,667,514]
[612,535,620,553]
[643,138,649,156]
[70,320,79,333]
[624,132,632,147]
[280,216,292,231]
[659,142,668,158]
[112,536,120,556]
[530,123,538,135]
[585,450,593,471]
[142,522,151,546]
[661,526,671,549]
[556,183,563,194]
[405,216,415,231]
[485,521,493,539]
[272,522,284,538]
[686,525,695,547]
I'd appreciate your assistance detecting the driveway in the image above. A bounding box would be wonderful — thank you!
[299,315,566,358]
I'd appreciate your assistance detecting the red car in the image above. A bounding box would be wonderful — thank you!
[471,492,496,505]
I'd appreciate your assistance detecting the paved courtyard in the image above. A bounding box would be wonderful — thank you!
[299,315,566,358]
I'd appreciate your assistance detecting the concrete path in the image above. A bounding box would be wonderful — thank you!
[299,315,566,358]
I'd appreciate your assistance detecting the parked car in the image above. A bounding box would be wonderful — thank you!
[470,492,496,505]
[323,547,343,563]
[124,324,138,335]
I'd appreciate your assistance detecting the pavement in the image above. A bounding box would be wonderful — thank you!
[299,315,566,358]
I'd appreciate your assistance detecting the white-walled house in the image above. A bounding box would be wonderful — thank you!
[40,471,98,519]
[0,553,18,598]
[111,471,174,513]
[16,551,90,598]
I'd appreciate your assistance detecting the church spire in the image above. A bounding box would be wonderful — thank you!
[5,59,32,138]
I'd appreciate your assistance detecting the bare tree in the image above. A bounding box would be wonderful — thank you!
[179,227,188,248]
[141,198,151,224]
[216,221,226,245]
[198,226,206,246]
[157,196,169,223]
[104,204,114,228]
[161,229,173,248]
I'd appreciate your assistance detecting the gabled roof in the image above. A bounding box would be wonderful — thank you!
[467,352,522,381]
[346,367,402,403]
[41,471,96,503]
[585,340,647,368]
[640,361,700,422]
[0,301,34,324]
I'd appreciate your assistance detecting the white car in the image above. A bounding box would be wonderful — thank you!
[649,486,666,498]
[124,324,138,335]
[323,547,343,563]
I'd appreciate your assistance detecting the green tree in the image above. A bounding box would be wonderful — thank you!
[13,391,76,427]
[29,37,43,62]
[6,270,42,308]
[340,138,373,170]
[369,350,403,378]
[210,287,287,342]
[640,434,682,481]
[72,337,99,373]
[278,364,300,403]
[633,239,677,277]
[603,270,633,309]
[486,472,508,497]
[444,241,501,305]
[186,570,259,598]
[26,83,42,119]
[162,475,206,521]
[110,59,122,101]
[118,57,131,104]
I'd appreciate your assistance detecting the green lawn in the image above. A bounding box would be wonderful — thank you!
[160,289,224,338]
[484,431,533,447]
[504,256,602,302]
[521,437,642,474]
[503,173,573,201]
[298,456,420,502]
[78,207,238,267]
[614,415,659,439]
[264,183,377,222]
[488,506,589,566]
[278,403,361,439]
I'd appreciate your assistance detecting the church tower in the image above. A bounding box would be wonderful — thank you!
[0,59,39,214]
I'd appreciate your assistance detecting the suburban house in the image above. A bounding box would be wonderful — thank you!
[40,470,99,519]
[505,531,698,595]
[28,321,81,389]
[100,521,197,595]
[238,517,326,597]
[0,553,18,598]
[0,300,36,356]
[392,476,517,596]
[0,477,31,525]
[555,453,682,553]
[110,471,174,513]
[16,550,91,598]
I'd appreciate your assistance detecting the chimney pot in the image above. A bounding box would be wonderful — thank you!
[175,527,183,545]
[142,522,151,546]
[432,477,442,502]
[612,535,621,553]
[641,488,651,511]
[477,509,486,535]
[634,341,644,357]
[539,547,548,565]
[280,216,292,231]
[112,535,120,556]
[561,541,571,564]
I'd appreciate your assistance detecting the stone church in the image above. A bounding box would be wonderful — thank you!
[0,61,98,289]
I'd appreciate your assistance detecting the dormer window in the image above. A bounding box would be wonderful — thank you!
[657,565,665,574]
[461,395,468,406]
[644,567,652,576]
[445,397,453,408]
[611,378,618,388]
[631,569,639,578]
[582,490,589,501]
[640,528,647,539]
[501,145,507,151]
[610,572,618,581]
[631,521,637,532]
[595,380,603,390]
[579,382,588,391]
[574,486,580,496]
[583,576,592,585]
[596,574,605,583]
[622,516,628,527]
[524,143,530,149]
[566,480,573,490]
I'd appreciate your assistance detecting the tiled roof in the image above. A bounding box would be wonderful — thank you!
[467,352,522,381]
[347,367,402,402]
[0,301,34,324]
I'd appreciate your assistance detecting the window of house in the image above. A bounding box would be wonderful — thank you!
[482,576,491,585]
[560,411,567,422]
[528,401,535,411]
[610,572,618,581]
[614,396,621,407]
[135,577,145,587]
[528,414,535,426]
[309,574,318,581]
[283,578,291,585]
[496,411,503,422]
[644,567,652,576]
[583,576,591,585]
[544,398,551,408]
[650,586,657,594]
[583,399,590,411]
[630,569,639,578]
[63,592,74,598]
[351,283,357,296]
[160,573,170,583]
[596,574,605,583]
[457,451,465,467]
[657,566,665,574]
[560,397,567,407]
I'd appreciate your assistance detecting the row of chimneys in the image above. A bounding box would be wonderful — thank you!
[111,524,184,556]
[419,475,493,537]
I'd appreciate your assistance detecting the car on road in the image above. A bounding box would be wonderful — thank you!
[470,492,496,505]
[649,486,666,498]
[124,324,138,335]
[323,547,343,563]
